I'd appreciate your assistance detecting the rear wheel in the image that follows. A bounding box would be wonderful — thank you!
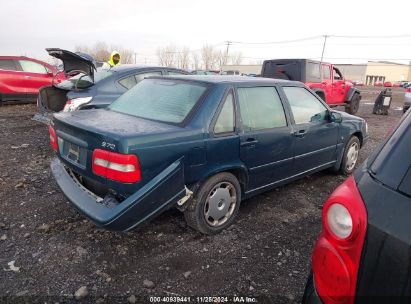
[346,93,360,115]
[339,136,360,175]
[184,172,241,235]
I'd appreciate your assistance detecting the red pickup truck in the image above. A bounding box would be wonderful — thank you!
[261,59,361,114]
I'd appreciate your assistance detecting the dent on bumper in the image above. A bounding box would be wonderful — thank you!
[51,157,185,231]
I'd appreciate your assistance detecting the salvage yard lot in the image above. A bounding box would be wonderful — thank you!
[0,88,405,303]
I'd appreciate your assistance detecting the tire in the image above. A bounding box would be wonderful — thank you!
[346,93,360,115]
[184,172,241,235]
[339,136,360,175]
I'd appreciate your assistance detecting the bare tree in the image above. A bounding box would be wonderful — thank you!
[191,52,201,70]
[215,50,226,71]
[176,47,190,70]
[74,42,135,64]
[229,52,243,65]
[201,44,218,70]
[156,45,177,67]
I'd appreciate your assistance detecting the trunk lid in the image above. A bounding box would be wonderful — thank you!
[52,109,182,188]
[46,48,96,78]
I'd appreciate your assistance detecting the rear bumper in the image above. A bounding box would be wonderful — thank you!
[302,273,323,304]
[51,157,185,231]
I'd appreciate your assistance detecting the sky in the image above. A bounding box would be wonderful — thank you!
[1,0,411,66]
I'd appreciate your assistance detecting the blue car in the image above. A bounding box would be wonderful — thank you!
[49,75,368,234]
[37,48,189,115]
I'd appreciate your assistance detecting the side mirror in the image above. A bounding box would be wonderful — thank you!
[47,70,54,76]
[330,111,343,123]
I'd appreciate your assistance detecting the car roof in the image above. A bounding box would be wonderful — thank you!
[149,75,301,85]
[108,64,184,73]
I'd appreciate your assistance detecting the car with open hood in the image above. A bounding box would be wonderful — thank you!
[49,75,368,235]
[36,48,189,120]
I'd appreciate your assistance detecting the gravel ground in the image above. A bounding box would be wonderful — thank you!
[0,87,405,303]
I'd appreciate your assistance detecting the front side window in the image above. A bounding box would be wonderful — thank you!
[238,87,287,132]
[109,79,207,124]
[283,87,328,124]
[214,92,235,134]
[18,60,47,74]
[322,65,331,79]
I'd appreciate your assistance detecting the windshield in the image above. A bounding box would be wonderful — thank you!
[57,68,113,89]
[109,78,208,124]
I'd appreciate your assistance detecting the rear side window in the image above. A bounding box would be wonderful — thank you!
[109,79,207,124]
[283,87,328,124]
[214,92,235,134]
[237,87,287,132]
[119,75,137,89]
[306,62,321,81]
[168,70,188,75]
[0,60,17,71]
[371,112,411,191]
[19,60,47,74]
[135,71,162,83]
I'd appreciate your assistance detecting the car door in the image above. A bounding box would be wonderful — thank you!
[18,60,53,95]
[331,67,346,103]
[0,59,27,98]
[281,86,339,174]
[236,85,295,191]
[321,64,333,101]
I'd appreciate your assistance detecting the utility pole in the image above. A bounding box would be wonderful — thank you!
[224,41,231,67]
[320,35,328,64]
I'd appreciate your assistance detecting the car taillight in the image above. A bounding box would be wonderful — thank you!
[48,126,58,152]
[92,149,141,183]
[312,176,367,304]
[63,97,92,112]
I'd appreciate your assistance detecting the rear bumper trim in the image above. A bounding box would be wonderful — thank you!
[51,157,185,231]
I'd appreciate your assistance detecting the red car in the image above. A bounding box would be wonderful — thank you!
[384,81,392,87]
[261,59,362,114]
[0,56,66,103]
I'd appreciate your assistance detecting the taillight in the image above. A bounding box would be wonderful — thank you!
[48,126,58,152]
[92,149,141,183]
[312,176,367,304]
[63,97,92,112]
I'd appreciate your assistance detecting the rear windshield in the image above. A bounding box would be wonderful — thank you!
[370,111,411,192]
[57,68,113,89]
[108,78,208,124]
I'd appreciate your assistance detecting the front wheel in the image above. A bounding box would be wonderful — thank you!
[346,93,360,115]
[339,136,360,175]
[184,172,241,235]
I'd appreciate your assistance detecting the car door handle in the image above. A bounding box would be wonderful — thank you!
[293,130,307,138]
[241,138,259,147]
[24,76,31,78]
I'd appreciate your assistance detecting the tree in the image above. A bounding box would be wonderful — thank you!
[191,52,201,70]
[156,45,177,67]
[229,52,243,65]
[74,41,135,64]
[201,44,218,70]
[176,47,191,70]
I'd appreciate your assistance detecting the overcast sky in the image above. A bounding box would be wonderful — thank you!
[2,0,411,65]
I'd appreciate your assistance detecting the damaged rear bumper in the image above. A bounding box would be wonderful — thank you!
[50,157,186,231]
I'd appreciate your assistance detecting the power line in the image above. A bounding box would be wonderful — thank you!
[230,35,323,45]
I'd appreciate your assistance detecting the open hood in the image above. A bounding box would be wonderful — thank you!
[46,48,96,78]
